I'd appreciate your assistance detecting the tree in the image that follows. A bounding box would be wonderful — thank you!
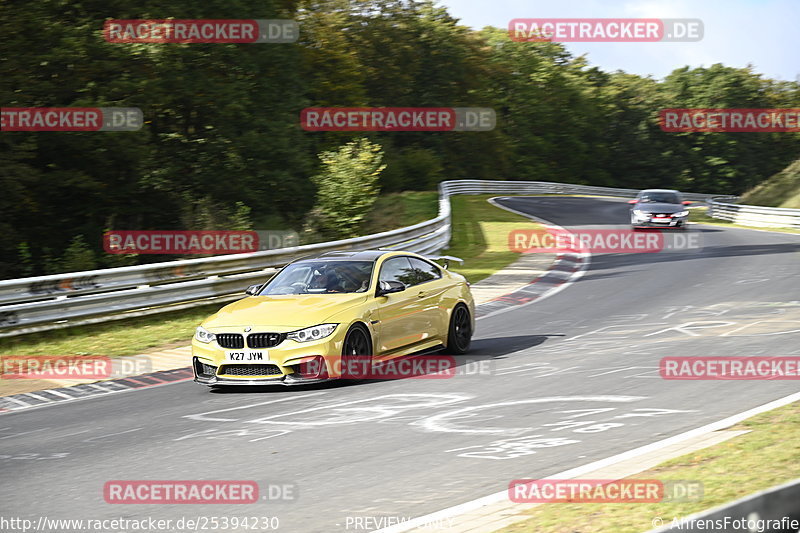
[2,0,798,278]
[311,138,385,238]
[58,235,98,273]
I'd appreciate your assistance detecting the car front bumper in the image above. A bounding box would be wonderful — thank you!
[192,325,352,386]
[631,214,688,228]
[192,359,333,386]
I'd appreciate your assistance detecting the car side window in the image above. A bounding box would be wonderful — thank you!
[408,258,441,285]
[379,257,416,287]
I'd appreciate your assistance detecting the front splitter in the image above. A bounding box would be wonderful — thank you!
[194,374,333,387]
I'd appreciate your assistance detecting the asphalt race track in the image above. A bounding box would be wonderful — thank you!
[2,197,799,533]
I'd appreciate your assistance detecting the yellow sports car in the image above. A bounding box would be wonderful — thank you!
[192,250,474,386]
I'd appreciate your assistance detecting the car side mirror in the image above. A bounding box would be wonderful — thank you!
[627,199,638,204]
[245,284,262,296]
[682,201,693,205]
[376,280,405,297]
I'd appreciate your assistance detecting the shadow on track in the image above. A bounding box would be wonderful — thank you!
[208,335,557,394]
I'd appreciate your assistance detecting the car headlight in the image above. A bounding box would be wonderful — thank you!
[633,210,647,216]
[194,326,216,344]
[287,324,338,343]
[675,211,689,217]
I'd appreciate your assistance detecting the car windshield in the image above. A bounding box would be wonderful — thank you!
[259,260,374,295]
[638,192,681,204]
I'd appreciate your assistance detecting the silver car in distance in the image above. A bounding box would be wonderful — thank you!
[629,189,692,229]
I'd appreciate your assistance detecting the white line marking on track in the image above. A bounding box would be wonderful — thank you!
[0,427,50,440]
[24,393,53,402]
[495,365,581,377]
[54,429,92,439]
[245,394,469,427]
[588,366,658,377]
[184,392,328,422]
[87,383,115,392]
[2,397,32,408]
[418,396,644,436]
[45,389,74,399]
[83,427,143,443]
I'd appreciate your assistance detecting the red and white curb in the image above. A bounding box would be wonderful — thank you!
[0,368,193,414]
[474,197,591,320]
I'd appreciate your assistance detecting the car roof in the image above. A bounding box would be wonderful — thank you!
[298,249,395,262]
[638,189,681,194]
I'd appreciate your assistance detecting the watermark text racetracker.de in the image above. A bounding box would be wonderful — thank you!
[509,479,703,503]
[104,480,297,504]
[301,107,495,131]
[508,18,703,42]
[297,354,494,380]
[1,108,142,132]
[660,356,800,380]
[104,19,298,43]
[0,355,151,380]
[660,108,800,132]
[508,228,702,254]
[103,230,299,254]
[0,515,281,532]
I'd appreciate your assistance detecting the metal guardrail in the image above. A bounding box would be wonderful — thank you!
[0,180,741,337]
[707,197,800,229]
[647,478,800,533]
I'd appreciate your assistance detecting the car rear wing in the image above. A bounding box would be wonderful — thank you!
[425,255,464,269]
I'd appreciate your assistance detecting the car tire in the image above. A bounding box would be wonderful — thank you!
[341,323,373,379]
[446,304,472,355]
[343,323,372,356]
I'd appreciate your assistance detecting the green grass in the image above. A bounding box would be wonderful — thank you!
[689,207,800,234]
[443,195,541,284]
[501,401,800,533]
[740,159,800,209]
[0,303,227,356]
[362,190,440,233]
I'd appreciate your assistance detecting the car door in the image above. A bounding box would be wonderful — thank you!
[406,257,450,342]
[373,256,428,354]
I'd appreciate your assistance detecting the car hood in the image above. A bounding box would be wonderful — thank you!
[204,294,368,328]
[634,202,684,213]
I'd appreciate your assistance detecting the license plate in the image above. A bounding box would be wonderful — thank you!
[652,218,671,223]
[225,351,268,362]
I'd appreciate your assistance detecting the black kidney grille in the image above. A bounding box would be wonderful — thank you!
[247,333,285,348]
[216,333,244,349]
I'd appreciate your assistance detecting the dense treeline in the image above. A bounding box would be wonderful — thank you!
[1,0,798,278]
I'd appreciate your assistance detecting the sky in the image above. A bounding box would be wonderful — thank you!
[436,0,800,82]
